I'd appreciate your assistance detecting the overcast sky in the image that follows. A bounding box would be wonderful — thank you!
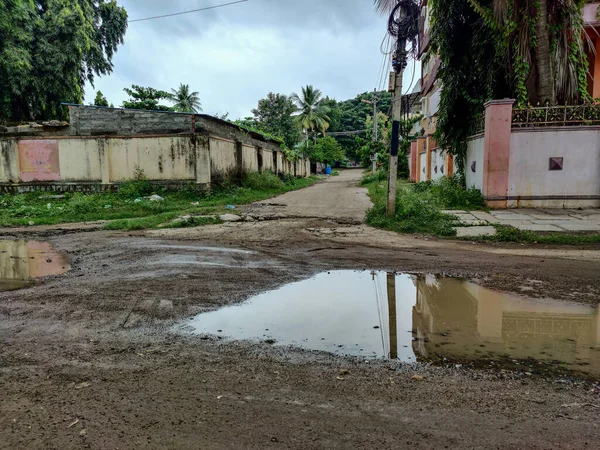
[85,0,419,119]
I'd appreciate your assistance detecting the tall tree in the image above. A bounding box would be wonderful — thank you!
[0,0,127,122]
[251,93,301,149]
[94,91,109,107]
[464,0,589,104]
[291,85,331,140]
[122,85,172,111]
[169,83,202,113]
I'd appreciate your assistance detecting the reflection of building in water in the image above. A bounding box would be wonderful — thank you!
[0,240,69,283]
[412,276,600,373]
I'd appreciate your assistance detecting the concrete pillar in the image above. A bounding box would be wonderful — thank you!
[195,135,211,187]
[425,137,432,181]
[415,137,426,182]
[594,39,600,98]
[482,99,514,208]
[98,138,111,185]
[235,140,244,181]
[409,141,417,182]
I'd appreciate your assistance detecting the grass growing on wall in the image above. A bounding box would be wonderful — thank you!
[0,173,319,229]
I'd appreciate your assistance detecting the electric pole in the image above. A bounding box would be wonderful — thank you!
[382,1,419,217]
[361,89,379,174]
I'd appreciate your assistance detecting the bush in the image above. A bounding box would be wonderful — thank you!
[118,166,153,198]
[242,172,284,190]
[360,170,387,185]
[413,176,484,209]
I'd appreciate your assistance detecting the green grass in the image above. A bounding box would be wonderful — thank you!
[363,172,600,245]
[365,177,457,236]
[0,173,319,230]
[472,225,600,245]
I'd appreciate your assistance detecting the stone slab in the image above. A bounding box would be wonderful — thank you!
[458,219,488,226]
[454,226,497,237]
[490,212,535,221]
[440,210,467,215]
[514,224,564,232]
[555,222,600,232]
[470,211,497,222]
[495,220,534,226]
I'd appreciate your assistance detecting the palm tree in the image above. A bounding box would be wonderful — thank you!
[169,83,202,113]
[290,85,331,141]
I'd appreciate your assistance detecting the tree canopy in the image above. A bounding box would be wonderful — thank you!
[291,85,331,137]
[122,85,172,111]
[0,0,128,123]
[251,93,302,149]
[169,83,202,113]
[94,91,109,107]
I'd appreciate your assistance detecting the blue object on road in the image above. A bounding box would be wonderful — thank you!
[325,165,332,175]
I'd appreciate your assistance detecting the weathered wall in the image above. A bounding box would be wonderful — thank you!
[0,139,19,183]
[108,136,195,181]
[0,106,310,192]
[58,139,102,181]
[242,144,258,172]
[466,135,484,191]
[209,137,237,180]
[509,128,600,208]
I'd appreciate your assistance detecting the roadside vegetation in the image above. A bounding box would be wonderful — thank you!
[0,172,318,231]
[363,172,483,236]
[363,171,600,245]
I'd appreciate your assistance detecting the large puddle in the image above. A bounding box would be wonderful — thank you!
[184,271,600,377]
[0,240,70,291]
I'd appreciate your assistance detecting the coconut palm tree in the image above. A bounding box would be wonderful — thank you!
[169,83,202,113]
[290,85,331,141]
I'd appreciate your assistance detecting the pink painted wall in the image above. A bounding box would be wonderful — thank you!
[482,100,514,208]
[18,140,60,182]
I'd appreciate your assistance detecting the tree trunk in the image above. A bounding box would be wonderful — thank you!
[535,0,555,104]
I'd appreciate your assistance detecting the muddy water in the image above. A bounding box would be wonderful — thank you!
[0,240,70,291]
[184,270,600,376]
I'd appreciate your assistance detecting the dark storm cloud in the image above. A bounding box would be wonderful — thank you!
[86,0,399,118]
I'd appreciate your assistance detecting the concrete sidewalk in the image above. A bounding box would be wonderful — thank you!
[446,208,600,237]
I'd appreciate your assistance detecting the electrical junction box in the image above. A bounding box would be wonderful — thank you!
[388,72,396,92]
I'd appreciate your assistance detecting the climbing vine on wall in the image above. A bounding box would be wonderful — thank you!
[430,0,591,173]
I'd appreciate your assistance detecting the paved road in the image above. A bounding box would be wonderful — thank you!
[247,169,372,223]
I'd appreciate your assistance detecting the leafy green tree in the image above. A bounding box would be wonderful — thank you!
[291,85,331,140]
[122,85,172,111]
[94,91,109,107]
[307,136,345,165]
[251,93,302,149]
[0,0,127,122]
[169,83,202,113]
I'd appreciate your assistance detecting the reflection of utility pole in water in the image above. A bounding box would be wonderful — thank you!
[387,272,397,359]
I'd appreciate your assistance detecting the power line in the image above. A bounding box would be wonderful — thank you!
[128,0,248,23]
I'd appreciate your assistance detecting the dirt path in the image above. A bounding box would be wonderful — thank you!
[246,169,372,223]
[1,171,600,449]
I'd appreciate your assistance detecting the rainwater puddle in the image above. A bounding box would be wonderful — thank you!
[183,271,600,377]
[0,240,70,291]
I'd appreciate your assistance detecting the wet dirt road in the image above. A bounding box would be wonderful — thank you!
[1,171,600,449]
[246,169,372,223]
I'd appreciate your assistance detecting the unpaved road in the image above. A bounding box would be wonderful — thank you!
[2,169,600,449]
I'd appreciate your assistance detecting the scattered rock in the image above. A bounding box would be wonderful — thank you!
[219,214,242,222]
[157,300,173,315]
[411,375,425,381]
[339,369,350,376]
[74,382,90,389]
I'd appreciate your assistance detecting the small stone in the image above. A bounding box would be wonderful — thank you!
[411,375,425,381]
[219,214,242,222]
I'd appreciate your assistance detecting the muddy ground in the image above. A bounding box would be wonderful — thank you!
[1,170,600,449]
